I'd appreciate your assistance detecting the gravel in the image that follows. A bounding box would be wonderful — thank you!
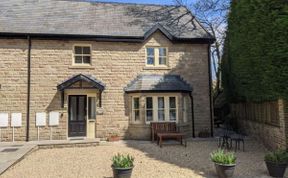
[1,139,284,178]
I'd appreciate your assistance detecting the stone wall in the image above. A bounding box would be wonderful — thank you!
[232,99,287,149]
[0,31,211,141]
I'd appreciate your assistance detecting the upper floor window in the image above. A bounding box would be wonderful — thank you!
[146,47,168,66]
[73,46,91,65]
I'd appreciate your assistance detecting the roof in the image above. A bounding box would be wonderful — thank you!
[57,74,105,91]
[124,74,192,93]
[0,0,214,43]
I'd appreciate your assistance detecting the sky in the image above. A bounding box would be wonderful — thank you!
[90,0,175,5]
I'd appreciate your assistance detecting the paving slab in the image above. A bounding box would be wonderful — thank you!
[0,142,36,175]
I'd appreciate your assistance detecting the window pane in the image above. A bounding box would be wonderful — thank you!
[146,110,153,121]
[75,46,82,54]
[75,56,82,63]
[70,97,77,121]
[158,110,165,121]
[159,57,166,65]
[158,97,164,109]
[159,48,167,57]
[146,97,153,109]
[147,48,155,56]
[83,56,91,64]
[78,97,86,121]
[169,97,176,108]
[88,97,96,119]
[133,98,139,109]
[83,47,91,54]
[147,57,154,65]
[134,110,140,121]
[170,110,176,121]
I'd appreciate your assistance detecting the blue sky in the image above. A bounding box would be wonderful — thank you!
[90,0,175,5]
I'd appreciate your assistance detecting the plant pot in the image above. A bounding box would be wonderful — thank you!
[214,162,236,178]
[108,136,120,142]
[265,161,287,178]
[112,166,133,178]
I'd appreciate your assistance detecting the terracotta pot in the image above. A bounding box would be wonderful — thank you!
[108,136,120,142]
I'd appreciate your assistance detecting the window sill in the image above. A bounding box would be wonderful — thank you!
[145,121,178,125]
[69,65,95,69]
[144,66,171,70]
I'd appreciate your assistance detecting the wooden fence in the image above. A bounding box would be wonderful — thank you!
[231,101,280,127]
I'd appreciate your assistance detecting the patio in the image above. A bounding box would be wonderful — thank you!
[1,139,282,178]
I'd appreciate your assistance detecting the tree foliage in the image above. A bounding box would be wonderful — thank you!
[222,0,288,102]
[174,0,230,93]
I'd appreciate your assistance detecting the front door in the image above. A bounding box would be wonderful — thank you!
[68,95,87,137]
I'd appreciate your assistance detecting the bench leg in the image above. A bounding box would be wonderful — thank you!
[160,136,162,148]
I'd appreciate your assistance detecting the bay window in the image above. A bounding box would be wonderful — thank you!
[146,97,153,122]
[169,97,177,121]
[145,96,178,123]
[157,97,165,121]
[132,97,140,122]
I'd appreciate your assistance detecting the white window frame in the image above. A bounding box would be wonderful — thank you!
[145,47,168,67]
[132,97,141,123]
[145,96,178,124]
[72,44,92,66]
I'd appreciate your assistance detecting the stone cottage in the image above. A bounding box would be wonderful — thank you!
[0,0,214,141]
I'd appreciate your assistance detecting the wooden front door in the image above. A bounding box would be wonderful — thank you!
[68,95,87,137]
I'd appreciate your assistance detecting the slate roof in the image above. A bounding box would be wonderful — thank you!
[0,0,214,42]
[124,74,192,93]
[57,74,105,91]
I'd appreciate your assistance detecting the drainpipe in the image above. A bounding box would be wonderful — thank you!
[189,93,195,138]
[26,36,31,142]
[208,44,214,137]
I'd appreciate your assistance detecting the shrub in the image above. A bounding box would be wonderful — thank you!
[210,149,236,165]
[112,153,134,168]
[265,149,288,164]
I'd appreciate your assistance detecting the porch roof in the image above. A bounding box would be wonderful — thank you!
[57,74,105,91]
[124,74,192,93]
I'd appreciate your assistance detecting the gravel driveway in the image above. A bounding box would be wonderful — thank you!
[1,139,284,178]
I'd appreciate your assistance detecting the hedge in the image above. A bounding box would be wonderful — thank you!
[222,0,288,102]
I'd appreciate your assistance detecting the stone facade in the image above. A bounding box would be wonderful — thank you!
[0,31,212,141]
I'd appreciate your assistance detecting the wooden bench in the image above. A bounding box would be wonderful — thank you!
[157,133,186,148]
[151,122,186,147]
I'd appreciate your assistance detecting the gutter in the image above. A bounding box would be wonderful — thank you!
[189,93,195,138]
[0,32,215,44]
[26,36,31,142]
[208,44,214,137]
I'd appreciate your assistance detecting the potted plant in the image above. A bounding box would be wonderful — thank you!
[264,149,288,178]
[112,153,134,178]
[108,132,120,142]
[210,149,236,178]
